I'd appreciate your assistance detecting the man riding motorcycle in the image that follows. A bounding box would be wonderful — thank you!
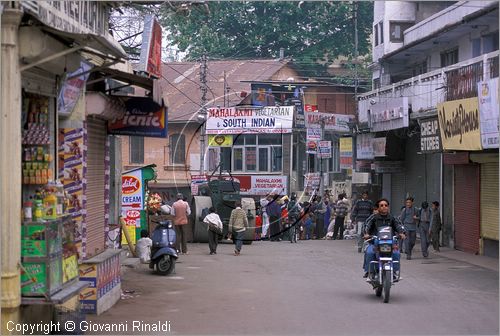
[362,198,406,280]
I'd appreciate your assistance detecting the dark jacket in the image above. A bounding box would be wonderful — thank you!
[351,199,374,222]
[267,199,282,217]
[364,213,406,236]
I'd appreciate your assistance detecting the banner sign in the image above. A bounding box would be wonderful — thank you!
[318,141,332,159]
[356,133,374,159]
[307,128,322,141]
[206,106,294,134]
[57,61,92,117]
[190,174,208,195]
[138,15,162,78]
[251,84,275,106]
[290,98,305,128]
[231,175,288,196]
[420,117,442,153]
[372,137,386,157]
[478,78,499,148]
[437,97,482,151]
[370,96,409,132]
[339,137,353,170]
[305,112,354,132]
[108,107,167,138]
[208,134,233,147]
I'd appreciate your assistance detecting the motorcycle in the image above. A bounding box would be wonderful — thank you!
[149,220,178,275]
[366,226,400,303]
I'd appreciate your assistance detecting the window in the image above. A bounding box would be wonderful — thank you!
[231,134,282,172]
[482,31,499,54]
[441,48,459,67]
[129,136,144,164]
[379,22,384,44]
[169,134,185,165]
[389,21,414,43]
[374,24,379,46]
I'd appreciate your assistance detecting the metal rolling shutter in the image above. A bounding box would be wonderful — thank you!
[481,163,498,240]
[85,118,107,259]
[390,173,406,215]
[454,164,480,254]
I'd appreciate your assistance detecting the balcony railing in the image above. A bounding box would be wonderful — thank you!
[358,50,499,124]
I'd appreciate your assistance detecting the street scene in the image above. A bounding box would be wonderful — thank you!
[0,1,499,335]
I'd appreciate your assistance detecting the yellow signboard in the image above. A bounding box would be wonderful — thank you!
[340,137,353,152]
[208,134,233,147]
[437,97,482,151]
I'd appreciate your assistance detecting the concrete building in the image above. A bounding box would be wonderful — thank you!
[357,1,498,256]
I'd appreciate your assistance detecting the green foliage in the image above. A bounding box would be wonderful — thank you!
[157,1,373,68]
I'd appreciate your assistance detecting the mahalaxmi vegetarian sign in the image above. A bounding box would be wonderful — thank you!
[206,106,294,134]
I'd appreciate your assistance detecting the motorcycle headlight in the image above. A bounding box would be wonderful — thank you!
[379,244,392,253]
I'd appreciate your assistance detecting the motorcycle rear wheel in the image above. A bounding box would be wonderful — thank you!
[383,270,391,303]
[156,255,175,275]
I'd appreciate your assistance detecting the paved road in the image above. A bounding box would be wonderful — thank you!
[89,240,499,335]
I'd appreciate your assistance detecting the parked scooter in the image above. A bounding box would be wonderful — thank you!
[149,220,177,275]
[365,226,400,303]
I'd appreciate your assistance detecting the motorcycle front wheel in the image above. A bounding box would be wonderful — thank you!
[156,255,175,275]
[383,270,391,303]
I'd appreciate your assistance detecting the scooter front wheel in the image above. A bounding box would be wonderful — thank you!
[156,255,175,275]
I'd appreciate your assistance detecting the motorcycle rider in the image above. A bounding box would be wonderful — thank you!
[362,198,406,280]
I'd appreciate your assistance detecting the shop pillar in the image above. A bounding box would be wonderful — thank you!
[1,8,23,332]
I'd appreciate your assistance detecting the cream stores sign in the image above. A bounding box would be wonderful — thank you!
[437,97,482,151]
[206,106,294,134]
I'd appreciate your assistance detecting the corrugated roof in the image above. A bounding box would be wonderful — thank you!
[160,59,290,122]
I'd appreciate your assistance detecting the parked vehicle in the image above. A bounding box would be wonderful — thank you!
[149,220,177,275]
[366,226,400,303]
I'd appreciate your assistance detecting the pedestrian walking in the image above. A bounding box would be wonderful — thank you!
[418,201,431,258]
[203,207,223,255]
[314,197,326,239]
[255,207,262,241]
[171,193,191,255]
[333,194,348,240]
[323,199,332,239]
[351,191,374,252]
[267,194,282,241]
[228,200,248,255]
[302,212,313,240]
[287,192,301,243]
[430,201,442,252]
[399,197,419,260]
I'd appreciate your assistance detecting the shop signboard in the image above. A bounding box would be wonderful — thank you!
[108,106,167,138]
[370,96,409,132]
[373,161,405,173]
[372,137,387,157]
[57,61,92,117]
[208,134,233,147]
[304,104,318,112]
[191,174,208,195]
[137,15,162,78]
[307,128,321,141]
[290,98,305,128]
[230,175,288,196]
[304,112,354,133]
[477,78,499,149]
[122,170,143,210]
[304,173,321,194]
[318,141,332,159]
[420,117,442,153]
[206,106,294,134]
[356,133,374,159]
[340,137,353,170]
[306,141,318,155]
[437,97,482,151]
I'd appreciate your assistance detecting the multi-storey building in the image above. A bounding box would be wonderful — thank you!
[357,1,498,256]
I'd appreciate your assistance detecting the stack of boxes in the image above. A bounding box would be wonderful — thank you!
[79,252,121,314]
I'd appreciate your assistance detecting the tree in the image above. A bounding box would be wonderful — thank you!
[156,1,373,69]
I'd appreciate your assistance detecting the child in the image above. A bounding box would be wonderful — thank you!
[303,212,313,240]
[136,229,152,263]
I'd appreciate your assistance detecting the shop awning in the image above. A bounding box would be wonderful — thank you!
[85,92,126,121]
[86,67,154,92]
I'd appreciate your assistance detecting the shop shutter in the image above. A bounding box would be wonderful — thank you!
[390,173,406,215]
[454,164,480,254]
[480,163,498,240]
[85,118,108,259]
